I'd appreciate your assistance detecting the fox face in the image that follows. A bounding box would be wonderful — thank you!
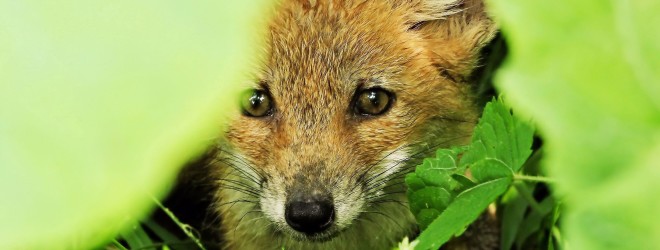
[212,0,495,248]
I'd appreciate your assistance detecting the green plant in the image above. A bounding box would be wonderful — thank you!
[0,1,270,248]
[405,98,542,249]
[490,0,660,249]
[113,198,206,250]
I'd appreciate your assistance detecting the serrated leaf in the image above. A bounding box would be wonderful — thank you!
[435,147,466,159]
[414,178,511,250]
[409,187,452,221]
[416,209,442,231]
[461,99,534,172]
[415,149,461,190]
[405,98,535,249]
[450,174,476,191]
[471,158,514,182]
[416,160,454,190]
[405,174,427,192]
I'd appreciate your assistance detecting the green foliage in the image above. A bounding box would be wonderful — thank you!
[415,178,511,250]
[488,0,660,248]
[499,181,561,250]
[119,223,153,250]
[0,1,270,248]
[114,199,205,250]
[406,99,535,249]
[460,99,535,173]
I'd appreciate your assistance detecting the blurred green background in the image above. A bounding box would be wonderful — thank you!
[0,1,269,248]
[490,0,660,249]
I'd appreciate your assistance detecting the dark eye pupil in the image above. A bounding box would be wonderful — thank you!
[366,91,379,105]
[249,93,264,108]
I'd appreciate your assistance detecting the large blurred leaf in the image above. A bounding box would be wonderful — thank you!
[0,1,270,248]
[488,0,660,248]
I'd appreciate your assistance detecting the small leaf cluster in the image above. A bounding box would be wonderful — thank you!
[405,98,535,250]
[405,147,469,230]
[499,181,562,250]
[113,200,207,250]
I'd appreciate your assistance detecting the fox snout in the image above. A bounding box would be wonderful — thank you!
[285,183,334,235]
[256,156,367,241]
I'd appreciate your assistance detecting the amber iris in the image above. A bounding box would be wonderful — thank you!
[354,88,393,116]
[241,89,273,117]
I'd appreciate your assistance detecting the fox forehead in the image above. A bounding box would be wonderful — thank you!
[226,0,481,167]
[263,0,423,105]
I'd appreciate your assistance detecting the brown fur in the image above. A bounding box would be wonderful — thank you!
[206,0,497,249]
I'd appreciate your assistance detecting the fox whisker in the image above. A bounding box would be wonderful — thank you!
[233,208,262,237]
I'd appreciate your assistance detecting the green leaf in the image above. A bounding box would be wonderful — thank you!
[450,174,477,191]
[489,0,660,248]
[153,198,207,250]
[405,174,427,192]
[515,196,555,249]
[111,240,129,250]
[0,1,271,248]
[500,187,529,250]
[407,147,466,229]
[406,98,535,248]
[143,219,182,245]
[415,209,442,231]
[119,223,153,250]
[461,99,535,172]
[470,158,514,182]
[414,178,511,250]
[548,206,562,249]
[416,148,463,190]
[409,187,452,219]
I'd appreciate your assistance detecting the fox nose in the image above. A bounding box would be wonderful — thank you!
[285,196,334,234]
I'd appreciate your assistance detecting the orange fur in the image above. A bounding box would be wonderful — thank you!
[208,0,496,248]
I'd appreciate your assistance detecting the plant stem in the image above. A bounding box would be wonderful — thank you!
[552,226,563,246]
[112,239,129,250]
[152,196,207,250]
[514,174,556,183]
[513,182,545,214]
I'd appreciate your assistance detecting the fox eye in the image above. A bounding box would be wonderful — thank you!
[353,87,394,116]
[240,89,273,117]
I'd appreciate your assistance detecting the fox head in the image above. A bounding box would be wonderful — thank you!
[212,0,496,248]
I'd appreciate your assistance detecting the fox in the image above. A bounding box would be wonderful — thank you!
[176,0,498,249]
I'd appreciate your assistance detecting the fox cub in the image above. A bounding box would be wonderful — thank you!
[195,0,496,249]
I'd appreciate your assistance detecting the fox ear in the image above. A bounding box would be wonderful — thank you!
[402,0,497,80]
[401,0,463,27]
